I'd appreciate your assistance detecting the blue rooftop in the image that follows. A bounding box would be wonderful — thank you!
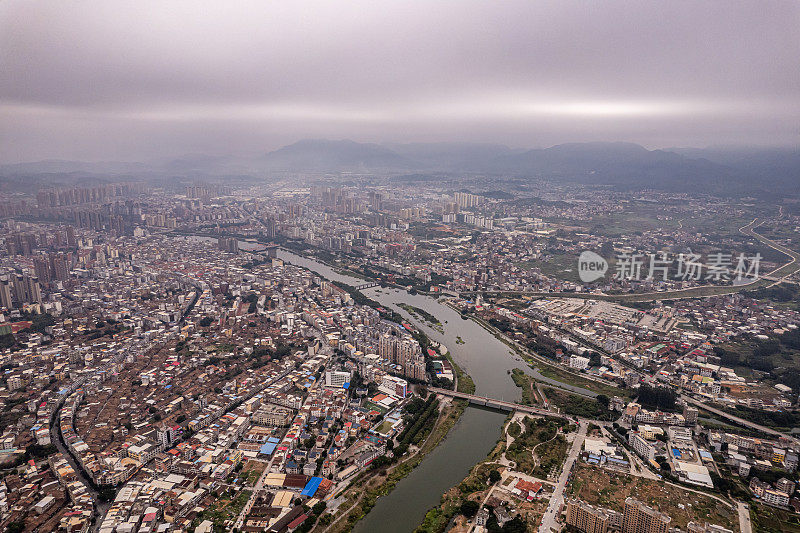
[301,477,322,497]
[260,442,277,455]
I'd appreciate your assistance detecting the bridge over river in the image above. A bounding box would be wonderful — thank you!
[428,387,573,419]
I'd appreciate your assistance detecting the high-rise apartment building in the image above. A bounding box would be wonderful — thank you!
[566,499,610,533]
[0,277,13,309]
[622,498,671,533]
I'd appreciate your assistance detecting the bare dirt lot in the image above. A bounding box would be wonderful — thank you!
[566,464,737,531]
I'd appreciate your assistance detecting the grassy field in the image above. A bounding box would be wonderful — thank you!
[518,252,582,283]
[398,303,444,330]
[750,501,800,533]
[567,464,737,531]
[241,460,267,486]
[533,364,630,398]
[504,416,569,479]
[714,331,800,400]
[446,352,476,395]
[192,488,252,530]
[511,368,538,405]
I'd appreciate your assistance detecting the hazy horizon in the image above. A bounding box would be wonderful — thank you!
[2,0,799,163]
[4,138,800,167]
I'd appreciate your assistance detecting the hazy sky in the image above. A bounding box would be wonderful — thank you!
[2,1,799,162]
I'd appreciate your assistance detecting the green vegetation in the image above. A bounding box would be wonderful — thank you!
[191,489,252,530]
[18,311,55,334]
[398,303,443,331]
[636,383,677,411]
[510,368,537,405]
[505,416,569,477]
[750,502,800,533]
[715,328,800,394]
[446,351,475,395]
[6,521,25,533]
[546,388,613,420]
[0,334,19,351]
[394,395,440,457]
[724,404,800,432]
[742,283,800,309]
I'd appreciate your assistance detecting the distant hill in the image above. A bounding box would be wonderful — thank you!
[485,141,734,191]
[666,146,800,190]
[2,140,798,196]
[259,139,418,171]
[384,142,516,171]
[0,159,149,175]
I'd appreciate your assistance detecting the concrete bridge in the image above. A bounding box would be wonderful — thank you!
[355,281,380,290]
[428,387,571,419]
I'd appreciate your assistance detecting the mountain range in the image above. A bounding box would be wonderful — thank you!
[2,140,798,196]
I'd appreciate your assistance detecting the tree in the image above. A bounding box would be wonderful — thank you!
[460,500,480,517]
[637,384,676,411]
[489,469,501,484]
[98,485,117,502]
[502,516,527,533]
[596,394,610,409]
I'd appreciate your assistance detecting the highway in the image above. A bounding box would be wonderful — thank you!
[681,394,798,446]
[739,217,800,287]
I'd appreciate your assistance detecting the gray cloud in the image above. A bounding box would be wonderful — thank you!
[1,0,799,162]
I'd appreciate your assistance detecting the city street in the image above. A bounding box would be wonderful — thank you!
[538,421,587,533]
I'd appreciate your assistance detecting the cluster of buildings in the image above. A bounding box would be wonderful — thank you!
[0,212,442,530]
[566,497,731,533]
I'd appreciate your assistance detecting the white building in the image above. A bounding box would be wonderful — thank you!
[569,355,590,370]
[325,370,352,389]
[629,432,656,463]
[379,375,408,398]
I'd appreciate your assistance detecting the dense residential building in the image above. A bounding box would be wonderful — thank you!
[623,498,671,533]
[567,499,612,533]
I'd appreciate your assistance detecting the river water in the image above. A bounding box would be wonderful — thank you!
[279,250,547,532]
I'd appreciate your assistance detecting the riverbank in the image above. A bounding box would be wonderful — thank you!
[277,248,523,532]
[444,300,626,399]
[320,393,470,533]
[311,306,474,532]
[398,303,444,333]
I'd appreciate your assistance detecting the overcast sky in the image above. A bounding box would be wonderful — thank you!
[1,1,799,162]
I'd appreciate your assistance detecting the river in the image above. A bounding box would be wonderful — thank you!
[280,250,563,532]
